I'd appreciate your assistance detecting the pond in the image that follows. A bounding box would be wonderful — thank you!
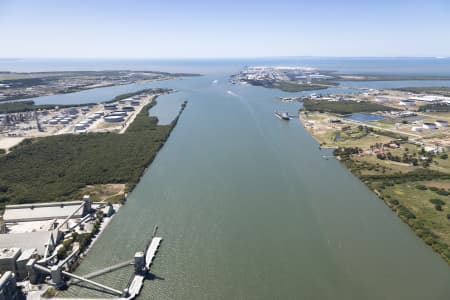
[345,113,384,122]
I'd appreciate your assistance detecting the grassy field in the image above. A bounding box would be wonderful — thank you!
[0,98,183,210]
[301,112,394,149]
[384,182,450,242]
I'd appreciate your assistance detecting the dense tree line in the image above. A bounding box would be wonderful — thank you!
[418,103,450,112]
[303,99,394,114]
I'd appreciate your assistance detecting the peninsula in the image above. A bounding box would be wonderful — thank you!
[0,89,186,207]
[231,66,450,92]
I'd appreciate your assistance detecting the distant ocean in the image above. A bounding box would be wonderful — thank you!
[1,57,450,76]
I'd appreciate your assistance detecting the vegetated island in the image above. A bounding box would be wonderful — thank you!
[0,91,187,211]
[0,70,199,102]
[300,99,450,264]
[230,66,450,93]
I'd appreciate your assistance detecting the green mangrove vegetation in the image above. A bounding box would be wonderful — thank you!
[302,99,394,114]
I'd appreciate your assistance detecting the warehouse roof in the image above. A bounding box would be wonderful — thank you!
[3,201,84,222]
[0,232,52,255]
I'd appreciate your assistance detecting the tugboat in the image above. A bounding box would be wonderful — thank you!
[274,111,290,120]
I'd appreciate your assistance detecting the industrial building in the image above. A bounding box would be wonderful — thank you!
[0,195,120,297]
[0,232,53,256]
[3,200,91,223]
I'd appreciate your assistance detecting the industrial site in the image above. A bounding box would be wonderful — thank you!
[0,89,166,153]
[0,194,163,299]
[0,195,118,298]
[299,87,450,149]
[230,66,336,91]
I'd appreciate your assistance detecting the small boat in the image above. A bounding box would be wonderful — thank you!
[275,111,290,120]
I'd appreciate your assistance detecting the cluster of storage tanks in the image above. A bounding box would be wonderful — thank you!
[102,98,138,123]
[69,96,142,132]
[43,109,78,126]
[74,112,104,133]
[412,120,449,132]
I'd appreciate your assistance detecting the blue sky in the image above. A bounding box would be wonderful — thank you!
[1,0,449,58]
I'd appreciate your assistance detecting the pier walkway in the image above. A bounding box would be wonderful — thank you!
[146,237,162,269]
[126,236,163,299]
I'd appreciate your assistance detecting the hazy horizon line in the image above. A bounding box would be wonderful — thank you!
[0,55,448,61]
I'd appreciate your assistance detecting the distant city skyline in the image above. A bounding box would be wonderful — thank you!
[1,0,449,58]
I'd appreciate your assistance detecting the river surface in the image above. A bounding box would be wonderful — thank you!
[58,72,450,300]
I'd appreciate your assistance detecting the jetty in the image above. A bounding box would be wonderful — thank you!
[125,236,163,299]
[27,227,163,299]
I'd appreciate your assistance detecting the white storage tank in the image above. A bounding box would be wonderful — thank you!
[104,116,124,123]
[75,124,86,130]
[109,111,128,117]
[122,106,135,112]
[435,120,449,127]
[423,122,437,129]
[399,99,416,106]
[104,104,117,110]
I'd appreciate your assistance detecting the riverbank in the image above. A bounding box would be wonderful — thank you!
[299,109,450,264]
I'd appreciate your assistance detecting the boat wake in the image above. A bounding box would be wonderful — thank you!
[226,90,239,97]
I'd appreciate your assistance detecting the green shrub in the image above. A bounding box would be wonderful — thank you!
[389,199,399,206]
[415,184,428,190]
[430,198,445,206]
[397,205,416,220]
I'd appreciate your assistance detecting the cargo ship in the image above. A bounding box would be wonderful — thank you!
[274,111,290,120]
